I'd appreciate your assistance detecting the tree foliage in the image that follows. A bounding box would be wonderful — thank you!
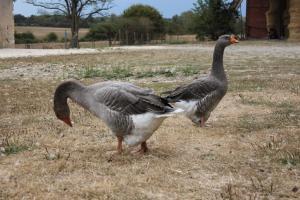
[15,32,38,44]
[15,14,70,27]
[193,0,238,40]
[44,32,58,42]
[123,4,164,34]
[84,5,165,45]
[165,11,196,35]
[83,20,117,41]
[83,16,155,45]
[14,14,104,28]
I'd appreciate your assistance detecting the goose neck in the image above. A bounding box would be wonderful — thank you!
[211,43,226,79]
[54,80,87,109]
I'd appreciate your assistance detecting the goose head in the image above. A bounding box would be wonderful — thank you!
[191,112,211,127]
[217,34,239,47]
[53,102,72,127]
[53,84,73,127]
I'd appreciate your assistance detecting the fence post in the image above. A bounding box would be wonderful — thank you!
[141,33,144,44]
[133,32,136,45]
[125,30,129,45]
[118,29,122,45]
[147,33,150,44]
[64,30,68,49]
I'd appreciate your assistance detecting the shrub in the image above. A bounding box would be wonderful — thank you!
[14,31,39,44]
[123,4,164,34]
[44,32,58,42]
[83,22,116,41]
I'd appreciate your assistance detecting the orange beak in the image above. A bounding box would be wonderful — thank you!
[230,35,239,44]
[62,117,72,127]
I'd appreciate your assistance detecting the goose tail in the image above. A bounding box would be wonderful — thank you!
[155,107,184,118]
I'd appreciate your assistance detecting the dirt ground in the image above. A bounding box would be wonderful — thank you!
[0,41,299,200]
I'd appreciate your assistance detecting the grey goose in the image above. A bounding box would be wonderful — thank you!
[164,35,239,127]
[54,80,183,153]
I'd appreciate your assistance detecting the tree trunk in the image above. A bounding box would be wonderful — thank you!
[70,1,79,48]
[0,0,14,48]
[108,33,112,46]
[70,16,80,48]
[125,30,129,45]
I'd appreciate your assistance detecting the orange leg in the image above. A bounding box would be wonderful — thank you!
[138,141,148,153]
[200,117,205,127]
[117,136,123,154]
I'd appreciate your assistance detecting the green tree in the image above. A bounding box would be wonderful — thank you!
[84,16,154,45]
[123,4,164,34]
[165,11,196,35]
[180,11,197,34]
[84,21,118,45]
[165,15,182,35]
[193,0,237,40]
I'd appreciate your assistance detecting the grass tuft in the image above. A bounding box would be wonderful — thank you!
[279,149,300,166]
[0,130,33,156]
[180,66,199,76]
[2,144,28,155]
[79,67,133,79]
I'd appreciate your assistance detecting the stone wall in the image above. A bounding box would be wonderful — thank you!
[246,0,269,38]
[0,0,14,48]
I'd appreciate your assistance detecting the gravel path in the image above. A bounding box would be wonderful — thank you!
[0,48,99,58]
[2,44,300,59]
[1,44,300,80]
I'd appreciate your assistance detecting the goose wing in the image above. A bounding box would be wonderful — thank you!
[94,86,172,115]
[89,81,154,95]
[165,78,221,102]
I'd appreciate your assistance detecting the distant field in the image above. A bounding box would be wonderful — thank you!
[15,26,89,39]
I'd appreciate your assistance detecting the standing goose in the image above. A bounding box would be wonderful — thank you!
[163,35,239,126]
[53,80,182,153]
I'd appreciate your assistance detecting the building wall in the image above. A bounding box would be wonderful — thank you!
[246,0,269,39]
[0,0,15,48]
[246,0,300,40]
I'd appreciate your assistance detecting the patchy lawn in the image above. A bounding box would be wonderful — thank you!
[0,42,299,199]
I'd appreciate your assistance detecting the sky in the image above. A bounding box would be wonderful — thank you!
[14,0,246,18]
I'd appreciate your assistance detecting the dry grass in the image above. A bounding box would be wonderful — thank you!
[0,42,300,199]
[15,26,89,40]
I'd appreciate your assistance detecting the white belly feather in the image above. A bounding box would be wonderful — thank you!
[173,100,198,118]
[123,108,184,147]
[124,113,166,146]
